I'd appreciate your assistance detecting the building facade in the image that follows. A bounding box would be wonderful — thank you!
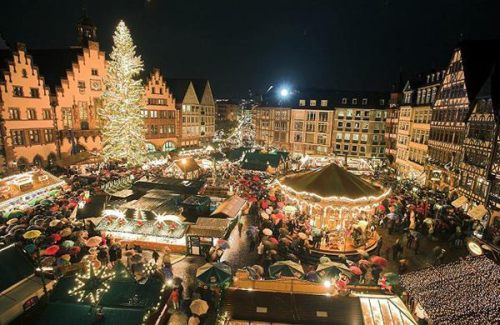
[395,71,443,182]
[428,48,469,190]
[0,44,58,171]
[40,41,107,157]
[143,69,178,152]
[384,92,401,162]
[253,89,389,158]
[195,80,216,144]
[216,99,239,122]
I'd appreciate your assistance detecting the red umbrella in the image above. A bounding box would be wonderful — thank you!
[269,237,279,245]
[349,266,363,275]
[70,246,81,255]
[51,233,62,243]
[252,175,260,182]
[261,200,269,209]
[269,196,276,202]
[43,245,60,256]
[274,212,285,220]
[277,201,285,208]
[336,279,347,290]
[370,256,388,267]
[247,196,257,203]
[377,205,385,212]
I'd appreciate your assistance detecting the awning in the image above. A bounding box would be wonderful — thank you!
[451,196,468,208]
[467,204,488,220]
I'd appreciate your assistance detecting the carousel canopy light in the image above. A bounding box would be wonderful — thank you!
[277,163,390,203]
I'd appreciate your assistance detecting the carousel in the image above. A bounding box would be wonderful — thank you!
[276,163,391,257]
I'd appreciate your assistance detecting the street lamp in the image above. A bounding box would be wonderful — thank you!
[279,88,289,97]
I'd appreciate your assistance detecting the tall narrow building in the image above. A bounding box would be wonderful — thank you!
[143,69,178,152]
[428,41,500,192]
[0,44,59,171]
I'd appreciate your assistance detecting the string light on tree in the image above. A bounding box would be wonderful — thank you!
[100,20,147,166]
[68,262,115,305]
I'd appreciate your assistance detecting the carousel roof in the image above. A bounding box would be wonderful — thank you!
[279,163,385,200]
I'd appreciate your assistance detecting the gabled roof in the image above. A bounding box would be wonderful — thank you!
[0,48,13,82]
[175,157,200,173]
[191,79,208,101]
[210,195,246,219]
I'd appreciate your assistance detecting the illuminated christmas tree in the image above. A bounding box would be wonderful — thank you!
[100,20,146,166]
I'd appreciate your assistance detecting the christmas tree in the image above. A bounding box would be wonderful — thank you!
[100,20,146,166]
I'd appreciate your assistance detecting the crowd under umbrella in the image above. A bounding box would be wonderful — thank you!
[196,262,232,287]
[268,260,304,279]
[316,261,353,279]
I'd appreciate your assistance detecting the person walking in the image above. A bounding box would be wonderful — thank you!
[238,220,244,237]
[152,250,160,264]
[391,239,402,261]
[169,288,179,310]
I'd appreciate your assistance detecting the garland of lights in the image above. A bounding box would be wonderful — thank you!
[275,179,392,204]
[68,262,115,305]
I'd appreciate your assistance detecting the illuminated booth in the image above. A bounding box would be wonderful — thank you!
[97,189,187,251]
[276,164,391,255]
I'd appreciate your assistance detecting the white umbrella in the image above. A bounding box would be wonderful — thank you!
[262,228,272,236]
[190,299,209,316]
[260,211,269,220]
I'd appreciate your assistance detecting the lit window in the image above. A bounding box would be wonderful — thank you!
[27,108,36,120]
[13,86,23,97]
[320,100,328,107]
[299,99,305,106]
[310,100,317,106]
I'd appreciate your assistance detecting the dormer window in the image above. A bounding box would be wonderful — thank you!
[379,99,385,105]
[341,98,347,104]
[362,98,367,105]
[352,98,357,105]
[320,99,328,107]
[310,100,316,106]
[299,99,305,106]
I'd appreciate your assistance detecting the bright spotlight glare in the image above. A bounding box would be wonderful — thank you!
[323,280,332,288]
[280,88,289,97]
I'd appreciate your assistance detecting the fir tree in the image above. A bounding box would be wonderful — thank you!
[100,20,146,166]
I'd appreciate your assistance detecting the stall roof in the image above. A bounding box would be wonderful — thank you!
[201,186,230,198]
[174,157,200,173]
[133,176,205,195]
[39,262,163,325]
[55,151,101,168]
[241,152,283,171]
[120,191,179,215]
[182,195,211,206]
[222,288,364,324]
[210,195,246,219]
[187,217,232,238]
[0,245,35,295]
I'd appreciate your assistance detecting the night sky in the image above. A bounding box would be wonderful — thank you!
[1,0,499,98]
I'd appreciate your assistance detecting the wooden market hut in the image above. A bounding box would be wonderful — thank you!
[186,217,233,256]
[210,195,247,220]
[173,157,201,179]
[241,152,285,174]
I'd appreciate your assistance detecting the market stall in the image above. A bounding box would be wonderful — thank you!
[186,217,233,256]
[97,190,187,251]
[0,170,66,213]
